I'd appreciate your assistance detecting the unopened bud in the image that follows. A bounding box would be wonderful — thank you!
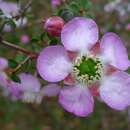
[44,16,65,37]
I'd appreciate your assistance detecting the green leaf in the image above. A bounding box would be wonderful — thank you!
[0,9,4,16]
[69,2,79,14]
[15,54,26,63]
[40,32,47,41]
[8,59,18,68]
[49,37,59,45]
[10,73,21,83]
[31,35,40,43]
[5,18,16,29]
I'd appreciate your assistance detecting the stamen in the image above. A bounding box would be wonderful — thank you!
[72,55,103,85]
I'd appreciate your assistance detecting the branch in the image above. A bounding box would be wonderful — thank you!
[9,56,31,73]
[13,0,33,19]
[1,40,38,58]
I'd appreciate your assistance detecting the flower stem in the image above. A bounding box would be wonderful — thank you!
[9,56,31,74]
[1,40,38,58]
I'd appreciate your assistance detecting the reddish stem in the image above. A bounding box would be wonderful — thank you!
[1,40,38,58]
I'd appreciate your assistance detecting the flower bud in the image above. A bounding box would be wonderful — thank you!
[44,16,65,37]
[126,23,130,31]
[20,34,30,44]
[51,0,61,7]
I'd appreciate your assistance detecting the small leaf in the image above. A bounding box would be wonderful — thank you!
[8,59,18,68]
[10,73,21,83]
[40,32,47,41]
[31,35,40,43]
[5,18,16,29]
[49,37,59,45]
[15,54,26,63]
[0,9,4,16]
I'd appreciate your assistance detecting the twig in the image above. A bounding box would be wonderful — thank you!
[21,0,32,14]
[13,0,33,19]
[1,40,37,58]
[10,56,31,73]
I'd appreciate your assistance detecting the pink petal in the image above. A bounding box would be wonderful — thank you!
[0,72,9,93]
[89,82,100,97]
[0,1,19,17]
[20,34,30,44]
[51,0,61,7]
[100,71,130,110]
[64,73,76,85]
[0,57,8,71]
[0,74,16,97]
[105,64,119,75]
[19,73,41,92]
[37,45,72,82]
[100,32,130,70]
[90,42,101,55]
[61,17,99,52]
[9,82,23,100]
[42,84,61,97]
[67,51,78,61]
[59,85,94,117]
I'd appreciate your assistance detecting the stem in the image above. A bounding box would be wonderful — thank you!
[1,40,37,58]
[13,0,33,19]
[10,56,31,73]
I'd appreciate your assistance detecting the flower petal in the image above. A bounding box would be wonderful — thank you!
[100,32,130,70]
[64,73,76,85]
[59,85,94,117]
[19,73,41,92]
[42,84,61,97]
[0,72,10,96]
[0,57,8,71]
[61,17,99,52]
[9,82,23,100]
[0,72,8,87]
[0,1,19,17]
[37,45,72,82]
[100,71,130,110]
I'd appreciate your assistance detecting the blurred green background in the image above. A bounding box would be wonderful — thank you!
[0,0,130,130]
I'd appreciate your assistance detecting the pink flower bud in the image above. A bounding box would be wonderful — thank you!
[51,0,61,7]
[20,34,30,44]
[44,16,65,37]
[126,23,130,30]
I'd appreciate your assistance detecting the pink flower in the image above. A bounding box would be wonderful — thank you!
[41,84,61,97]
[0,57,10,96]
[20,34,30,44]
[0,1,19,17]
[37,17,130,117]
[0,1,27,32]
[0,72,10,96]
[0,57,8,71]
[9,73,41,102]
[9,73,61,103]
[51,0,66,7]
[126,23,130,30]
[51,0,61,7]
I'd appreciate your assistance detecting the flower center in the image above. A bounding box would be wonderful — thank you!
[73,55,103,84]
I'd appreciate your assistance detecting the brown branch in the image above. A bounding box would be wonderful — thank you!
[9,56,31,73]
[1,40,38,58]
[13,0,33,19]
